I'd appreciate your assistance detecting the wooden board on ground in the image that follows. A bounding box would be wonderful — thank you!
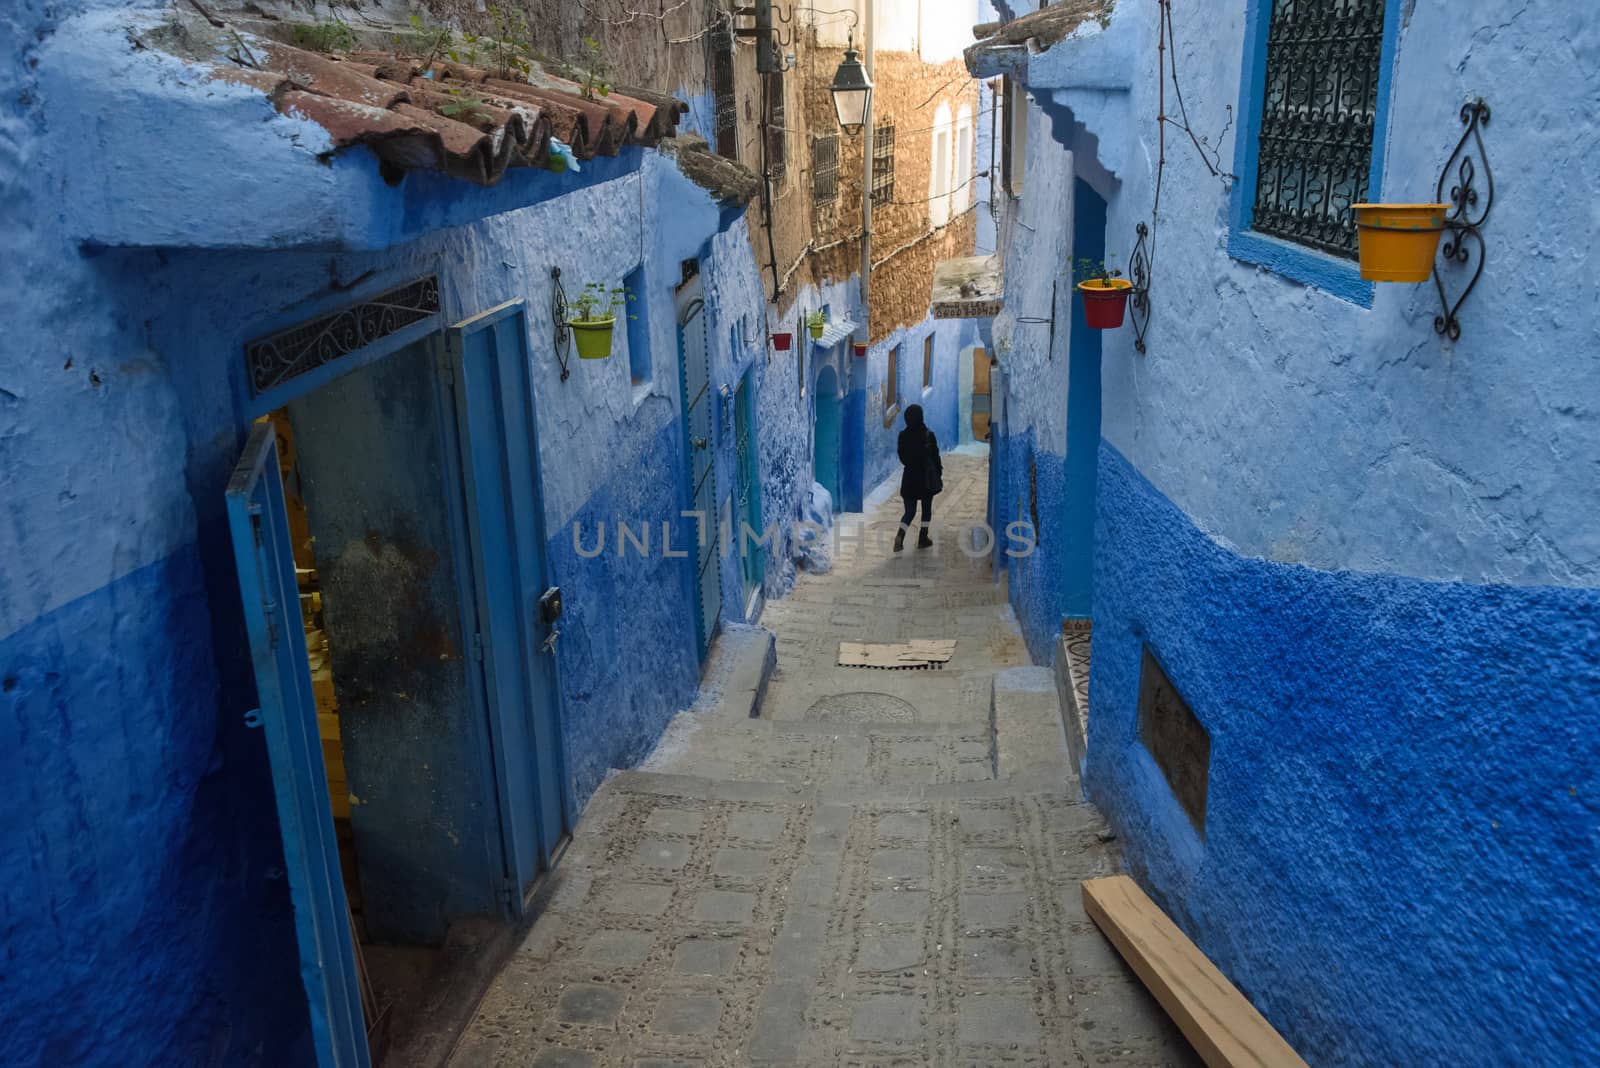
[1081,875,1308,1068]
[838,639,957,670]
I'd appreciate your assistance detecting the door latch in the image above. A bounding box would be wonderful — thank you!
[541,628,561,655]
[538,586,563,624]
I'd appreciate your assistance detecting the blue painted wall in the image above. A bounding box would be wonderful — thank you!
[861,314,976,498]
[1088,444,1600,1067]
[0,5,771,1051]
[982,0,1600,1062]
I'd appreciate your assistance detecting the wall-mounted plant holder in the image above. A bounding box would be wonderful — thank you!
[551,267,572,381]
[772,332,793,351]
[852,342,867,358]
[1431,98,1493,342]
[1015,279,1058,358]
[1128,222,1151,354]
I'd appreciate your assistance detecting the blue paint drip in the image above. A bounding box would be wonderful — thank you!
[1086,442,1600,1067]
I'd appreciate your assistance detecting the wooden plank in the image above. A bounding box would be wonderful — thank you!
[1081,876,1308,1068]
[838,640,957,669]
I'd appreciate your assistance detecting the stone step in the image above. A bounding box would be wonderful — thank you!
[993,666,1076,789]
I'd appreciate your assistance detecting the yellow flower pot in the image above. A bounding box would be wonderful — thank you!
[571,316,616,359]
[1352,203,1450,283]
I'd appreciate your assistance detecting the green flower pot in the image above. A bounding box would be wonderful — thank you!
[572,316,616,360]
[808,321,825,340]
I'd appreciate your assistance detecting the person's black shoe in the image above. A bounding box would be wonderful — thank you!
[917,529,933,549]
[893,529,906,553]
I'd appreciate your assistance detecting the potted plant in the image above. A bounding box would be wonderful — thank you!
[852,341,867,358]
[771,332,793,351]
[570,282,631,360]
[1351,202,1450,283]
[1075,258,1133,329]
[806,311,826,340]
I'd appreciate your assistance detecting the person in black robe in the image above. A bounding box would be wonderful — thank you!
[895,403,942,552]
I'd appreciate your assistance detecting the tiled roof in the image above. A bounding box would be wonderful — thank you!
[965,1,1110,72]
[208,41,691,187]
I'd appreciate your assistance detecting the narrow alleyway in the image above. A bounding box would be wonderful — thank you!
[452,452,1197,1067]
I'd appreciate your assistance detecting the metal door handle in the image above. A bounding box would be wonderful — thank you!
[542,628,560,655]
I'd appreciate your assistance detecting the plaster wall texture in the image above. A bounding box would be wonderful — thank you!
[0,7,781,1059]
[1078,0,1600,589]
[976,1,1600,1064]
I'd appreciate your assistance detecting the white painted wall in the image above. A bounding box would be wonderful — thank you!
[805,0,979,62]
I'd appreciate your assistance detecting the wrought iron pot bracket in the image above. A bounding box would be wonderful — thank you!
[1128,222,1152,354]
[551,267,573,381]
[1433,97,1493,341]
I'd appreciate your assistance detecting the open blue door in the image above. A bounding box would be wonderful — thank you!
[445,300,567,902]
[225,422,369,1068]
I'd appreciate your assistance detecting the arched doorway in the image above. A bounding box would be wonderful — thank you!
[813,363,842,508]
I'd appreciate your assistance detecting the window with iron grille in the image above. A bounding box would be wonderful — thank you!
[709,22,737,160]
[1249,0,1386,258]
[765,71,787,183]
[812,133,840,205]
[871,123,896,206]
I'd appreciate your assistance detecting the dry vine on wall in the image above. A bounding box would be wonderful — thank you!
[1129,0,1237,353]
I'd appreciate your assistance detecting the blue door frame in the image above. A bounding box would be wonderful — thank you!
[227,299,569,1067]
[226,423,370,1068]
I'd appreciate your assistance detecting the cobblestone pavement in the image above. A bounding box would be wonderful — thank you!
[453,452,1198,1067]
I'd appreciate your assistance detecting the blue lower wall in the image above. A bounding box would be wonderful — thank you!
[996,426,1096,664]
[0,543,311,1066]
[1086,442,1600,1067]
[546,417,702,811]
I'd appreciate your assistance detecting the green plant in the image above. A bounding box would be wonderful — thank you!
[292,19,358,53]
[806,310,826,328]
[392,14,455,68]
[438,90,493,127]
[1074,257,1123,285]
[576,36,612,101]
[571,282,634,323]
[484,5,533,80]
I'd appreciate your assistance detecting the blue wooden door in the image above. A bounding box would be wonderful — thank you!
[226,422,370,1068]
[677,283,720,660]
[734,370,763,600]
[445,301,566,899]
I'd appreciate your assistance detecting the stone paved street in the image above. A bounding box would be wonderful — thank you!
[452,453,1199,1067]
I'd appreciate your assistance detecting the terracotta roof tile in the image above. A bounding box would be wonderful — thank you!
[209,40,691,186]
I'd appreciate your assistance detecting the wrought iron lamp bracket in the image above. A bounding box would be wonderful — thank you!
[552,267,572,381]
[1128,221,1152,354]
[1432,98,1493,342]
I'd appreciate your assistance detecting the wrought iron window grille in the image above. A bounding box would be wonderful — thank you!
[1431,98,1493,342]
[812,132,840,206]
[871,123,896,206]
[245,275,439,395]
[1249,0,1386,258]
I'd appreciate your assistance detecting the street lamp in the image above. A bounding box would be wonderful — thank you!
[829,38,873,133]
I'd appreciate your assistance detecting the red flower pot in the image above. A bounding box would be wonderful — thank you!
[852,342,868,357]
[771,332,793,351]
[1077,279,1133,329]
